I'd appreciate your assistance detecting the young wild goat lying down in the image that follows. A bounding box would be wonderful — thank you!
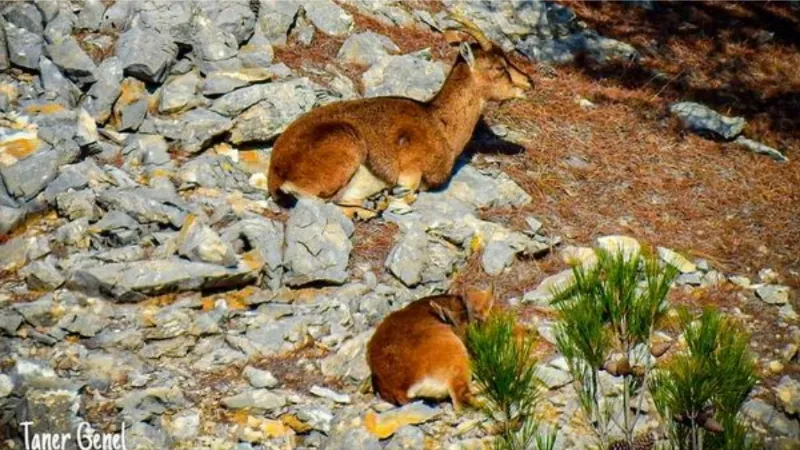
[268,16,533,218]
[366,287,494,410]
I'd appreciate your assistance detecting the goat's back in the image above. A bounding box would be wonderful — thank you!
[269,97,448,199]
[367,295,471,405]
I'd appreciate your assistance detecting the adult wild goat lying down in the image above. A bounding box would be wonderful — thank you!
[267,16,533,217]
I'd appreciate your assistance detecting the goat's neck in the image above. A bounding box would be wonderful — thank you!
[428,63,485,156]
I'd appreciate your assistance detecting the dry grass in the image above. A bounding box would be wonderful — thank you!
[473,57,799,289]
[349,220,399,275]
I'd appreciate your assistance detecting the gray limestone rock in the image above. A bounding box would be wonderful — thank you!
[304,0,353,37]
[158,70,201,114]
[68,259,260,302]
[362,54,446,102]
[142,108,233,154]
[201,67,275,96]
[670,102,746,140]
[228,87,317,144]
[756,284,791,305]
[21,259,65,291]
[222,389,287,412]
[45,35,97,85]
[4,21,44,70]
[196,0,256,44]
[283,199,353,286]
[385,228,461,288]
[0,205,26,235]
[0,142,60,201]
[177,215,238,267]
[76,0,106,31]
[211,77,317,117]
[38,56,81,107]
[80,57,124,124]
[242,366,279,389]
[56,189,98,220]
[220,214,284,289]
[191,11,239,63]
[116,26,178,83]
[256,1,300,45]
[735,136,789,162]
[3,2,44,35]
[337,31,399,66]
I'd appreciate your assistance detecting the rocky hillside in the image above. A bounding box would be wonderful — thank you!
[0,1,798,449]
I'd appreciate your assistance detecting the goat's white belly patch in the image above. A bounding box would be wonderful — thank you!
[336,165,388,203]
[407,377,450,400]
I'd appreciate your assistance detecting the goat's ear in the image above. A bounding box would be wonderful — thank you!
[431,301,458,325]
[465,285,495,320]
[459,42,475,68]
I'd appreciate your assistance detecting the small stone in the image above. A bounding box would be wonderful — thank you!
[523,269,575,305]
[729,275,751,288]
[364,402,441,439]
[759,268,780,284]
[243,366,279,389]
[561,246,597,269]
[782,344,798,363]
[657,247,697,273]
[770,360,785,374]
[177,215,238,267]
[295,406,333,434]
[385,426,425,450]
[111,78,149,131]
[777,376,800,415]
[310,385,350,404]
[741,398,800,437]
[670,102,746,140]
[363,54,446,102]
[0,374,13,398]
[81,57,124,124]
[756,285,790,305]
[676,272,703,286]
[524,216,543,235]
[735,136,789,162]
[596,235,641,259]
[202,67,275,96]
[222,389,286,412]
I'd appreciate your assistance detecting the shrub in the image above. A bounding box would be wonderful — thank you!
[553,248,679,448]
[467,313,556,450]
[650,308,759,450]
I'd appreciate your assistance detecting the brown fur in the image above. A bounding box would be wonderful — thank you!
[267,44,533,207]
[366,289,494,409]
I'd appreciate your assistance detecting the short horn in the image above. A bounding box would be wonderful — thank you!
[447,13,493,52]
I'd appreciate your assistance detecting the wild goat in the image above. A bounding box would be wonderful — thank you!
[267,16,533,218]
[366,287,494,409]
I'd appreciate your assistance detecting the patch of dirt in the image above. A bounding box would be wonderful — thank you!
[250,344,342,393]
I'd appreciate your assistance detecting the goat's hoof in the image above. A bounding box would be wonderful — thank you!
[340,206,378,221]
[385,198,413,215]
[401,191,418,204]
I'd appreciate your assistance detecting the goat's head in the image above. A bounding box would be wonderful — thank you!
[449,14,533,102]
